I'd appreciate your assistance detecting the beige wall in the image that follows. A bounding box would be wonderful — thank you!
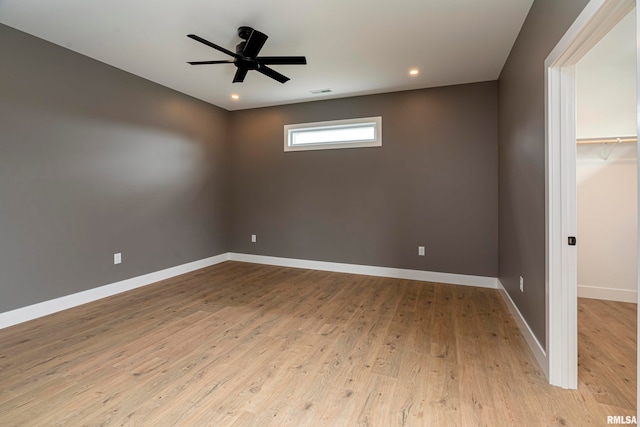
[576,144,638,302]
[576,11,636,139]
[575,9,637,303]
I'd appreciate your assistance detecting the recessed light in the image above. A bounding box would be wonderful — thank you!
[231,94,240,100]
[409,69,419,76]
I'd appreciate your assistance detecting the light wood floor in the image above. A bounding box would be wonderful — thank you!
[578,297,636,412]
[0,262,635,426]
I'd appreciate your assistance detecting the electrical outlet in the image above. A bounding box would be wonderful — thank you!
[114,253,122,265]
[519,276,524,292]
[251,234,257,243]
[418,246,425,256]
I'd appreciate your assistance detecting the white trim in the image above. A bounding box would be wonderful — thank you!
[0,251,502,330]
[578,285,638,303]
[497,280,548,378]
[228,253,498,289]
[545,0,635,389]
[0,253,230,330]
[546,0,634,67]
[546,57,579,390]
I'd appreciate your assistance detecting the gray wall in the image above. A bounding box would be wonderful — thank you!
[229,82,498,277]
[0,24,229,312]
[498,0,589,347]
[2,23,501,315]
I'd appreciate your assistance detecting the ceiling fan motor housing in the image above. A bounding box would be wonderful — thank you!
[237,26,253,40]
[235,41,257,69]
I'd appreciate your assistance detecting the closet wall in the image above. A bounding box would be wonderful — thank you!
[575,11,637,303]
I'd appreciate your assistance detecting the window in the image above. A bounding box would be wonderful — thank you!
[284,116,382,152]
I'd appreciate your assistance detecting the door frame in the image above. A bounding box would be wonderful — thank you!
[545,0,636,389]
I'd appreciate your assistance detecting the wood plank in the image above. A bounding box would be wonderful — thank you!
[578,298,637,411]
[0,262,635,426]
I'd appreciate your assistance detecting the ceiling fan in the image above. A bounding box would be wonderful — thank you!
[187,26,307,84]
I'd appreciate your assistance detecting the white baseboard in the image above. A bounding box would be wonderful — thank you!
[497,280,548,378]
[0,253,230,330]
[0,252,499,330]
[578,285,637,303]
[228,253,498,289]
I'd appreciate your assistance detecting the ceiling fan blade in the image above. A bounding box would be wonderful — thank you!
[187,60,235,65]
[256,65,290,84]
[257,56,307,65]
[233,67,249,83]
[187,34,239,59]
[242,29,268,58]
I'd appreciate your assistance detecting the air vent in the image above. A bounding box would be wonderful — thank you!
[310,88,332,94]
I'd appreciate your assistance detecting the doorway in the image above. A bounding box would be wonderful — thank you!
[544,0,637,394]
[574,8,637,409]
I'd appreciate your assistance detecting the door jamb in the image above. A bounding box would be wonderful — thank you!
[545,0,635,389]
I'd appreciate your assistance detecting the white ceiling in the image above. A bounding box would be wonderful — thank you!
[0,0,534,111]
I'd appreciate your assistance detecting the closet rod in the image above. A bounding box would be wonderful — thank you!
[576,136,637,144]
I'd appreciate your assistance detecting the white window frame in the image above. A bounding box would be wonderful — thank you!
[284,116,382,152]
